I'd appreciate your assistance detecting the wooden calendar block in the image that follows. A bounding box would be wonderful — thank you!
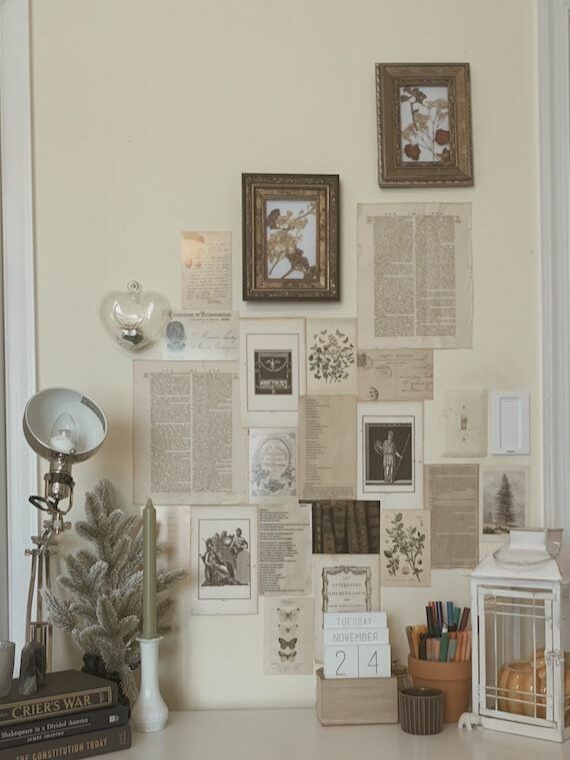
[357,643,391,678]
[324,611,387,629]
[323,644,359,679]
[315,668,398,725]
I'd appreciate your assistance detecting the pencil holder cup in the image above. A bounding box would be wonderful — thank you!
[0,641,15,698]
[399,687,444,735]
[407,655,471,723]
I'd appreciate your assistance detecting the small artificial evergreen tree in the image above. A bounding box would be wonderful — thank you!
[493,473,515,531]
[44,479,185,705]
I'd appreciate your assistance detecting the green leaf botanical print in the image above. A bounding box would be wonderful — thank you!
[384,512,425,583]
[308,328,355,384]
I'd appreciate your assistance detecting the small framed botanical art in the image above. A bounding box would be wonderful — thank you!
[376,63,473,187]
[242,173,340,301]
[357,401,424,508]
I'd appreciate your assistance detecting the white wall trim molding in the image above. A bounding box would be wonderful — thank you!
[539,0,570,536]
[0,0,38,650]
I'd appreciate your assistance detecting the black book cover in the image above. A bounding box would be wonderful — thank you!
[0,705,129,750]
[0,725,131,760]
[0,671,118,727]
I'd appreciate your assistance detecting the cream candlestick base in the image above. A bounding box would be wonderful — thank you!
[132,636,168,733]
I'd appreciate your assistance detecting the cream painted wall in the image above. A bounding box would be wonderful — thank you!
[30,0,540,709]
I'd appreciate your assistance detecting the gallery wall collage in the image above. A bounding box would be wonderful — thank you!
[133,64,531,676]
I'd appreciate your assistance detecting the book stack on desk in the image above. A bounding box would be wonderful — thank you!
[0,670,131,760]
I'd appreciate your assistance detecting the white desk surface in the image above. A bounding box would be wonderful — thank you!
[116,709,569,760]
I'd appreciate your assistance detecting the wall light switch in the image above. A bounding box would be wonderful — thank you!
[490,391,530,455]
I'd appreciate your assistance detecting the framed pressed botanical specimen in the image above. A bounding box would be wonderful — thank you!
[376,63,473,187]
[242,173,340,301]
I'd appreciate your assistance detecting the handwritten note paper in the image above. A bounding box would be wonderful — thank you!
[162,311,238,361]
[181,231,232,310]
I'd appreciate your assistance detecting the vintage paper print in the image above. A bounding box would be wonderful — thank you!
[299,395,357,501]
[162,310,238,362]
[313,554,380,662]
[481,466,530,540]
[190,506,258,615]
[263,596,313,675]
[156,506,191,574]
[425,464,478,569]
[443,389,487,457]
[259,504,311,596]
[380,510,431,587]
[357,349,433,402]
[306,319,357,396]
[133,361,245,505]
[181,231,232,311]
[249,429,297,503]
[312,501,380,554]
[240,318,305,427]
[357,401,423,507]
[357,203,472,349]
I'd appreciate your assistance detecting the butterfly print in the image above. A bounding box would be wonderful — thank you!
[278,637,297,650]
[276,607,300,623]
[278,650,297,662]
[277,624,298,637]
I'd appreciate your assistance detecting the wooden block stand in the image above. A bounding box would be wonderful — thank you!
[315,668,398,726]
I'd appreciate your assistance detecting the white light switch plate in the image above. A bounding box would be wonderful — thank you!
[490,391,530,455]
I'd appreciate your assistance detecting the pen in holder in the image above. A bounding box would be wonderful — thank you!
[132,636,168,732]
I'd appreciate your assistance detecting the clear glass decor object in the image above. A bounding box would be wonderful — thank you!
[100,281,170,351]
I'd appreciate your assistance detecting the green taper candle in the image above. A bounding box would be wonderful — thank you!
[142,498,157,638]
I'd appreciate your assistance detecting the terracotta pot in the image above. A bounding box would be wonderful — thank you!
[407,656,471,723]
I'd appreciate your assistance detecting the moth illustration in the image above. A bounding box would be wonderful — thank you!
[278,637,297,650]
[276,607,300,623]
[277,623,298,637]
[278,650,297,662]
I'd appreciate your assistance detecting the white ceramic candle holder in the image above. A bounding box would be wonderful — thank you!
[132,636,168,733]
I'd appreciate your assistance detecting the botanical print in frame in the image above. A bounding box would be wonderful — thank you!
[242,173,340,301]
[376,63,473,187]
[480,466,530,541]
[190,506,258,615]
[306,319,357,396]
[357,401,424,508]
[380,509,431,587]
[249,428,297,502]
[240,318,306,427]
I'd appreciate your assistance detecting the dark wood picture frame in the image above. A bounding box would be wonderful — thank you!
[376,63,473,187]
[242,173,340,301]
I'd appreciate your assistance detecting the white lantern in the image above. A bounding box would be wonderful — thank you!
[459,529,570,742]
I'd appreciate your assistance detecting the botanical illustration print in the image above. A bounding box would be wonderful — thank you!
[309,329,355,384]
[254,350,292,395]
[265,199,318,281]
[249,429,297,501]
[481,468,528,536]
[199,521,251,589]
[365,421,413,487]
[381,510,430,587]
[399,85,451,164]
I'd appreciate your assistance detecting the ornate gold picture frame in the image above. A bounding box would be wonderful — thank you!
[242,173,340,301]
[376,63,473,187]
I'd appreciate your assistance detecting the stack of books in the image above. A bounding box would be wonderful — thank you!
[0,670,131,760]
[323,611,391,679]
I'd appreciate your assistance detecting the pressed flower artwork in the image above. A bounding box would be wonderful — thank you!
[376,63,473,187]
[399,85,450,164]
[242,173,339,301]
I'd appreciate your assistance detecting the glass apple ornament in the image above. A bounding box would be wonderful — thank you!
[100,281,170,351]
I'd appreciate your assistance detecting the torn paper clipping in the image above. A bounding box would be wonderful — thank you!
[259,504,312,596]
[306,319,357,396]
[357,203,472,349]
[299,395,357,501]
[443,389,487,457]
[425,464,479,569]
[190,505,258,615]
[181,231,232,311]
[249,428,298,503]
[357,349,433,402]
[380,510,431,587]
[133,361,245,505]
[263,596,313,675]
[162,311,238,362]
[313,554,380,662]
